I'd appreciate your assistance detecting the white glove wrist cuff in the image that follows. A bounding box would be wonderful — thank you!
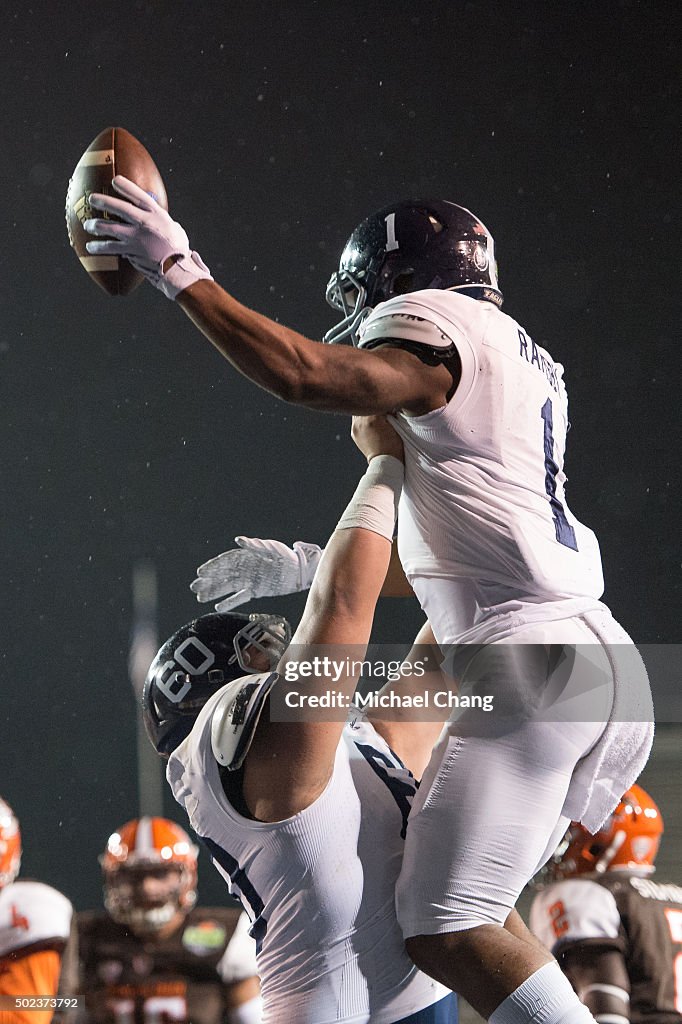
[162,250,214,300]
[335,455,403,541]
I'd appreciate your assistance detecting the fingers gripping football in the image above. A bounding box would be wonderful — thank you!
[190,537,324,611]
[83,175,213,300]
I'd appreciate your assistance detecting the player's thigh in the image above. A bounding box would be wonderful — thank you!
[396,634,612,935]
[399,721,594,926]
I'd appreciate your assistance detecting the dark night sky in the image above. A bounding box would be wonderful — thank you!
[1,1,679,909]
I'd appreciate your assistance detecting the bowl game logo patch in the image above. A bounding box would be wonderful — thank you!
[182,920,227,955]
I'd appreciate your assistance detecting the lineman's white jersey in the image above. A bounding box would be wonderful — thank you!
[0,880,72,958]
[167,682,449,1024]
[359,290,605,644]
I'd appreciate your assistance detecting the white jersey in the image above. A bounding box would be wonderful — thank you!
[167,682,449,1024]
[529,877,624,952]
[359,290,605,644]
[0,880,72,958]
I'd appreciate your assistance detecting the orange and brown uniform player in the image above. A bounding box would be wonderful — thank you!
[76,904,257,1024]
[73,816,260,1024]
[0,797,74,1024]
[530,784,681,1024]
[0,880,74,1024]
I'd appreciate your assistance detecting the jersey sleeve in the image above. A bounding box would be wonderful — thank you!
[217,911,259,984]
[529,879,623,954]
[357,290,482,410]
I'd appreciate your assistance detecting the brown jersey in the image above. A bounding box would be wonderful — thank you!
[530,872,682,1024]
[76,905,256,1024]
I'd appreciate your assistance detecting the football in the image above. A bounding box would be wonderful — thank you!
[65,127,168,296]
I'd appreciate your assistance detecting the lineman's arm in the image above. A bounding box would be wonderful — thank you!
[241,418,403,821]
[369,620,447,779]
[558,944,631,1024]
[382,541,413,596]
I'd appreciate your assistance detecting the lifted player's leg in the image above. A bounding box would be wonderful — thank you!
[396,617,621,1024]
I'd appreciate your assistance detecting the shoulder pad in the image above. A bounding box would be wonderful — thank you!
[211,672,279,769]
[358,290,477,351]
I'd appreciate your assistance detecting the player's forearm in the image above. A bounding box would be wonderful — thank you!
[380,540,413,597]
[178,280,318,400]
[289,455,403,648]
[177,280,393,412]
[369,621,445,776]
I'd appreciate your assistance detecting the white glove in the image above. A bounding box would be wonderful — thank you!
[191,537,324,611]
[83,175,213,300]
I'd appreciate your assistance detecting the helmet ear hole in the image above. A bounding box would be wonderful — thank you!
[393,271,415,296]
[391,270,411,294]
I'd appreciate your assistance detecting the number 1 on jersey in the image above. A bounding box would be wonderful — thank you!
[541,399,578,551]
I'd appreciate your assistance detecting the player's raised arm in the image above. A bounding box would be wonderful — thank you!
[175,281,451,415]
[239,415,404,820]
[83,177,455,415]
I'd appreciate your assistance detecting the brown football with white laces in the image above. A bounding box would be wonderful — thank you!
[65,127,168,296]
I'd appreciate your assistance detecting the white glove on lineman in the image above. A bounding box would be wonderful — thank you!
[191,537,324,612]
[83,175,213,300]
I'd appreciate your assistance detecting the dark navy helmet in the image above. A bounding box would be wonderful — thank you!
[324,199,502,345]
[142,612,291,756]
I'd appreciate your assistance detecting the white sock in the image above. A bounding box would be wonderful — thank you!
[489,962,597,1024]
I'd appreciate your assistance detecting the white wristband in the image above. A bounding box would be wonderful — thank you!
[335,455,404,540]
[160,250,213,300]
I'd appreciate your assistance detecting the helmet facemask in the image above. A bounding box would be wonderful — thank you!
[101,817,199,937]
[324,269,371,345]
[231,613,292,673]
[104,862,196,937]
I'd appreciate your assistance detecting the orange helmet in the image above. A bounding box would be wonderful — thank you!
[545,783,663,883]
[0,798,21,889]
[101,817,198,935]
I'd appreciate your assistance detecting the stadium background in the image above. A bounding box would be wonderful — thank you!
[1,2,678,1013]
